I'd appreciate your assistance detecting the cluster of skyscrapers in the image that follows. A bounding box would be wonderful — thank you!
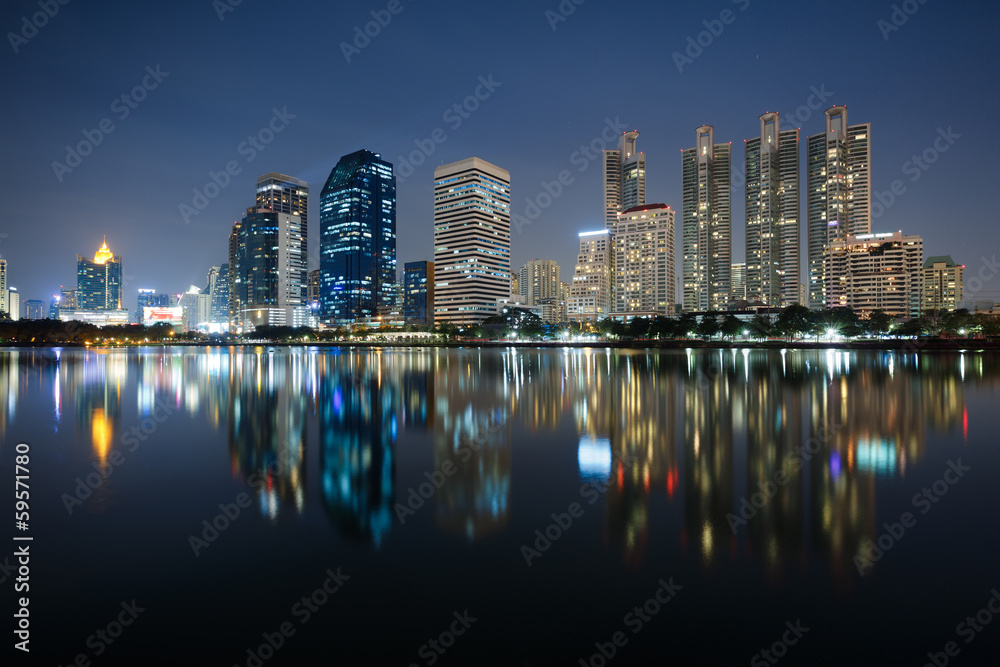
[1,104,976,329]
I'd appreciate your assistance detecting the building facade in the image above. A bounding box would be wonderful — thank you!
[922,256,963,314]
[745,112,800,306]
[0,259,6,315]
[518,259,561,307]
[403,261,435,326]
[77,238,123,311]
[6,289,19,321]
[433,157,511,325]
[611,204,675,315]
[807,106,871,308]
[731,263,747,302]
[682,125,732,311]
[824,231,923,318]
[236,207,309,328]
[320,150,396,324]
[568,230,613,322]
[602,130,645,228]
[24,299,44,320]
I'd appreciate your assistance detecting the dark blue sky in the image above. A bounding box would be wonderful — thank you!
[3,0,998,310]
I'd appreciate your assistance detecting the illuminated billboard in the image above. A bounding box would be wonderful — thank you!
[142,306,183,326]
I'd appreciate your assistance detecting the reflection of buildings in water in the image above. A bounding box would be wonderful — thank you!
[63,350,129,467]
[510,350,565,432]
[319,352,396,547]
[0,351,18,439]
[227,349,308,518]
[433,350,511,541]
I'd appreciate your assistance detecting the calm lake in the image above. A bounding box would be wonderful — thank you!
[2,346,998,666]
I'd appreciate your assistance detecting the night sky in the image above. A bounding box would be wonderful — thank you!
[2,0,998,311]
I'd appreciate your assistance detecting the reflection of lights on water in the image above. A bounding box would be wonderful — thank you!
[855,439,897,477]
[829,451,842,478]
[701,519,714,562]
[91,408,113,464]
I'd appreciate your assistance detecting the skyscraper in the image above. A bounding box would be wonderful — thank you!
[682,126,731,311]
[746,112,800,306]
[568,230,613,322]
[256,172,308,306]
[612,204,675,315]
[433,157,510,325]
[825,231,922,318]
[923,256,963,314]
[7,288,19,321]
[731,263,747,302]
[228,220,242,329]
[320,150,396,324]
[807,106,871,309]
[24,300,44,320]
[207,264,229,324]
[236,207,308,328]
[403,261,434,326]
[518,259,561,306]
[77,238,123,310]
[603,130,645,228]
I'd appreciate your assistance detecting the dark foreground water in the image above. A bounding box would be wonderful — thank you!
[1,346,999,666]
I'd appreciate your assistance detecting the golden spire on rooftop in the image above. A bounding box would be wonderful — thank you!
[94,236,114,264]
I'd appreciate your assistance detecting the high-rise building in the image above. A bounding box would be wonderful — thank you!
[611,204,675,315]
[308,269,321,305]
[746,112,800,306]
[433,157,511,325]
[207,265,229,324]
[603,130,645,228]
[518,259,561,306]
[825,231,922,318]
[228,221,242,329]
[0,259,6,315]
[77,238,123,310]
[682,126,732,311]
[807,106,871,308]
[923,256,964,314]
[320,150,396,324]
[7,288,19,321]
[236,207,309,328]
[257,172,308,306]
[568,230,613,322]
[24,300,44,320]
[510,274,519,299]
[731,263,747,302]
[404,261,435,326]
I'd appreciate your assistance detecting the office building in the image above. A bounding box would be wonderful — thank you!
[404,261,434,326]
[208,264,229,324]
[807,106,871,308]
[923,256,963,314]
[320,150,396,324]
[179,286,212,332]
[135,289,171,324]
[746,112,800,306]
[308,269,321,305]
[76,238,123,311]
[24,299,44,320]
[235,207,309,328]
[7,288,19,320]
[0,259,6,315]
[603,130,645,228]
[433,157,511,325]
[228,221,242,329]
[731,263,747,302]
[519,259,561,306]
[256,172,308,222]
[825,231,923,318]
[568,230,613,322]
[611,204,675,316]
[682,125,732,311]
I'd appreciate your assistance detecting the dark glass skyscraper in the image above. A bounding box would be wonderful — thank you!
[76,238,123,310]
[320,150,396,324]
[403,261,434,325]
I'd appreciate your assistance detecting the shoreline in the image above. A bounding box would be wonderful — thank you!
[2,339,998,351]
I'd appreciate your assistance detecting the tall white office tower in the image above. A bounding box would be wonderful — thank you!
[682,125,731,312]
[807,106,871,309]
[568,230,613,322]
[602,130,645,228]
[433,157,511,325]
[746,112,800,306]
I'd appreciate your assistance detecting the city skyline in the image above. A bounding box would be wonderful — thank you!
[2,1,996,313]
